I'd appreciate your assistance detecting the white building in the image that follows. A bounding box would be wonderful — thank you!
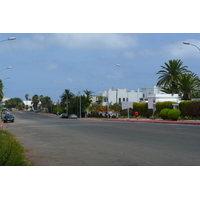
[97,88,143,106]
[141,85,165,101]
[23,100,41,110]
[2,96,10,104]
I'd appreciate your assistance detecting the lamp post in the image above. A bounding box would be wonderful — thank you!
[183,42,200,51]
[0,66,12,72]
[0,77,10,81]
[0,37,16,43]
[72,88,82,118]
[116,64,130,119]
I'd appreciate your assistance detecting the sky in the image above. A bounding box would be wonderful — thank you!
[1,33,200,102]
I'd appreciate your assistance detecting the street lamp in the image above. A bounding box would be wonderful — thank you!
[0,66,13,72]
[0,77,10,81]
[72,87,82,118]
[0,37,16,43]
[183,42,200,51]
[116,64,130,119]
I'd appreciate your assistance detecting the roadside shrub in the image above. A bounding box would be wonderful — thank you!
[188,101,200,117]
[168,109,181,121]
[0,130,31,166]
[133,103,153,118]
[156,101,177,114]
[159,108,171,120]
[87,111,104,118]
[179,100,200,117]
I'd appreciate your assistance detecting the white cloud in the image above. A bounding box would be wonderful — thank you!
[0,33,138,52]
[46,63,58,70]
[50,33,138,49]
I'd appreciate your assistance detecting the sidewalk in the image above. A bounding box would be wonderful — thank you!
[41,112,200,125]
[81,117,200,125]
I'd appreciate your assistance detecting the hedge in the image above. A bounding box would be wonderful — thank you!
[155,101,178,114]
[132,103,153,118]
[179,100,200,117]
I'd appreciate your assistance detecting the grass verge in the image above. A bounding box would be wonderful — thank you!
[0,130,32,166]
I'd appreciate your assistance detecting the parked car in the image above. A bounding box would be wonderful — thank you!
[69,114,78,119]
[60,113,69,118]
[3,114,15,123]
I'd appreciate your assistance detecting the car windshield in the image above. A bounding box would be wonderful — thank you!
[5,114,13,117]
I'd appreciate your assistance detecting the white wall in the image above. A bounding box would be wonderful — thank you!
[148,94,180,109]
[141,85,165,100]
[98,88,143,106]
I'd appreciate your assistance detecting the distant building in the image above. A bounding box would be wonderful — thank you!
[23,100,33,107]
[141,85,165,101]
[2,96,10,105]
[97,88,143,106]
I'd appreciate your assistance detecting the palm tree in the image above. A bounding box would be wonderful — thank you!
[60,89,74,113]
[25,94,29,101]
[156,59,191,94]
[39,95,44,112]
[25,94,29,110]
[178,73,200,100]
[41,96,52,112]
[83,90,93,116]
[32,94,39,110]
[0,79,4,101]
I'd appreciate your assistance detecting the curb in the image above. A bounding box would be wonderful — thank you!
[81,118,200,125]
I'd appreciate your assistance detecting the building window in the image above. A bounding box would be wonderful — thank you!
[123,98,125,102]
[126,98,128,102]
[119,98,121,103]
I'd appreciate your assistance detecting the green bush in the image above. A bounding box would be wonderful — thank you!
[168,109,181,121]
[179,101,200,117]
[156,101,177,114]
[0,130,31,166]
[132,103,153,118]
[159,108,171,120]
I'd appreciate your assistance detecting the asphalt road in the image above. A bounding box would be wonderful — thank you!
[4,111,200,166]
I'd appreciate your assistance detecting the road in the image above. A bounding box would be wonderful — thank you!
[4,111,200,166]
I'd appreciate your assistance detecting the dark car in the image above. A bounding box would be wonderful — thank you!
[4,114,14,123]
[60,113,69,118]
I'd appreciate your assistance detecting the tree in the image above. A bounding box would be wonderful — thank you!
[96,96,103,105]
[5,98,24,109]
[41,96,52,113]
[25,94,29,110]
[83,89,93,115]
[60,89,74,113]
[156,59,191,94]
[83,89,93,107]
[178,73,200,100]
[39,95,44,111]
[0,79,4,101]
[25,94,29,101]
[32,94,39,110]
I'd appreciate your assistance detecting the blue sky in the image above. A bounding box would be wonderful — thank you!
[1,33,200,101]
